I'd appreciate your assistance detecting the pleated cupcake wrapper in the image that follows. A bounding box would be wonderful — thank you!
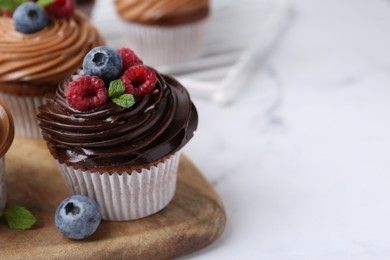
[0,157,6,212]
[0,93,46,138]
[56,152,180,221]
[124,20,208,66]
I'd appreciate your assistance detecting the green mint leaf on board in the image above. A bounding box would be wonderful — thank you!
[5,205,37,230]
[0,0,29,12]
[36,0,55,8]
[108,80,126,98]
[112,94,135,108]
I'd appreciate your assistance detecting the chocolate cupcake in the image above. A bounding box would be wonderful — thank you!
[114,0,209,66]
[0,2,104,138]
[0,99,14,212]
[38,46,198,221]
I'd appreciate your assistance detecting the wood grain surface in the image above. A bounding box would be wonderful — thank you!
[0,137,226,259]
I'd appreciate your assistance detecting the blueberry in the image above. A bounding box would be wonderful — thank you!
[83,46,123,83]
[55,195,101,240]
[13,3,48,34]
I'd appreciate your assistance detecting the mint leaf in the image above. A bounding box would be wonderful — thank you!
[112,94,135,108]
[0,0,28,12]
[108,80,136,108]
[5,205,36,230]
[108,80,126,98]
[36,0,55,8]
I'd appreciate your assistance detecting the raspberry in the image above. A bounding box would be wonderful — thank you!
[117,48,143,72]
[65,76,108,111]
[4,12,13,18]
[45,0,75,19]
[120,65,157,98]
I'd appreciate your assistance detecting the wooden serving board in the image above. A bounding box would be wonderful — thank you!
[0,137,226,259]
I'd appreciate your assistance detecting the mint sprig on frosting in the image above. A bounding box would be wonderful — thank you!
[36,0,55,8]
[0,0,54,13]
[109,80,136,109]
[0,0,28,13]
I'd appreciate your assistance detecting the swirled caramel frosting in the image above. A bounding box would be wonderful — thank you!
[0,11,105,95]
[38,69,198,173]
[114,0,209,26]
[0,99,14,157]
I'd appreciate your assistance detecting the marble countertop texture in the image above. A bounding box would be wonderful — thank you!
[181,0,390,259]
[92,0,390,259]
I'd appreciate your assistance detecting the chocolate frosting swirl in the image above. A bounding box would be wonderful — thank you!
[38,70,198,170]
[114,0,209,26]
[0,11,104,88]
[0,99,14,157]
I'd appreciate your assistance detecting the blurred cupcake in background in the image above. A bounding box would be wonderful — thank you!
[0,99,14,212]
[75,0,95,17]
[114,0,210,66]
[0,1,104,138]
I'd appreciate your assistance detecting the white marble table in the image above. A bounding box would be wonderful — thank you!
[91,0,390,259]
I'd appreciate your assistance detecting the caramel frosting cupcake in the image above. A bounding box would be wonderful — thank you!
[38,47,198,221]
[0,11,104,93]
[0,9,104,138]
[113,0,210,66]
[0,99,14,212]
[114,0,209,26]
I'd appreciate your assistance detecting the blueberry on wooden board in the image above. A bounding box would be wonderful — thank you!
[55,195,101,240]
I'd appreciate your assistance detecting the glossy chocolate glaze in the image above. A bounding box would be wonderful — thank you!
[38,70,198,169]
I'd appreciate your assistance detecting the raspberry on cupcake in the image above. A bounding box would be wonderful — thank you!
[65,76,108,111]
[120,65,157,98]
[44,0,76,18]
[38,46,198,221]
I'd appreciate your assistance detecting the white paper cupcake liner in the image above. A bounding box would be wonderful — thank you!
[123,20,208,66]
[0,93,46,138]
[0,157,6,212]
[56,152,181,221]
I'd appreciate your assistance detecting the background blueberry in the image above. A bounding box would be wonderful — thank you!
[83,46,123,83]
[55,195,101,240]
[13,3,49,34]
